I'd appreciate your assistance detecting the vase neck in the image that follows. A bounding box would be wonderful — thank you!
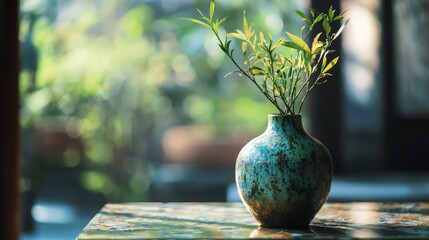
[266,115,304,135]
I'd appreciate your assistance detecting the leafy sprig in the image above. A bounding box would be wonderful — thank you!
[183,0,349,115]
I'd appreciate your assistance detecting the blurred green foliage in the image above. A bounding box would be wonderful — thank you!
[19,0,305,201]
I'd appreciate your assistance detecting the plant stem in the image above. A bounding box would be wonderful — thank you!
[211,28,285,114]
[291,42,330,110]
[267,49,293,114]
[298,70,324,113]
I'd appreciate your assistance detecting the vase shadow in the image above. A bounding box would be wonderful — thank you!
[249,226,315,238]
[249,224,352,239]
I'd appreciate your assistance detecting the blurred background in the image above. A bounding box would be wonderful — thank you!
[17,0,429,239]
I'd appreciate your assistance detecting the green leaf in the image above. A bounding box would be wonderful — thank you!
[227,31,247,41]
[212,20,219,32]
[310,9,315,18]
[259,32,267,45]
[242,42,248,54]
[267,32,273,42]
[312,46,323,56]
[322,54,327,70]
[271,38,284,51]
[182,18,211,29]
[312,32,322,47]
[282,41,304,51]
[196,8,207,20]
[333,19,349,40]
[323,56,339,73]
[210,0,215,20]
[311,32,323,55]
[328,6,334,21]
[226,40,231,51]
[316,79,328,85]
[333,15,344,21]
[230,48,235,56]
[340,9,348,15]
[237,30,247,39]
[298,57,303,69]
[243,11,252,38]
[286,32,311,54]
[323,20,331,35]
[314,14,323,24]
[218,17,228,25]
[218,43,227,54]
[295,9,311,25]
[301,26,306,36]
[249,66,265,75]
[218,39,231,54]
[224,70,241,78]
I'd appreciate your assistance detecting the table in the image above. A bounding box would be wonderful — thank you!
[77,202,429,239]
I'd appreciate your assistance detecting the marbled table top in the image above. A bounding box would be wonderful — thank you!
[77,202,429,239]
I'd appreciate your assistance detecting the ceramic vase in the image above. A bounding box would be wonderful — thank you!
[236,114,332,229]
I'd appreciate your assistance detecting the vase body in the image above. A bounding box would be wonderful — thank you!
[236,114,332,229]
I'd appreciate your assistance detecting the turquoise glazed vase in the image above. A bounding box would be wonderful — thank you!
[236,114,332,229]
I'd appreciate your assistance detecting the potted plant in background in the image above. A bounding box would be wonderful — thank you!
[185,0,348,228]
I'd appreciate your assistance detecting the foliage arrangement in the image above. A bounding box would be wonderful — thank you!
[185,0,349,115]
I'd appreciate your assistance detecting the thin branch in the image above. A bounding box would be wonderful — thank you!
[212,30,285,114]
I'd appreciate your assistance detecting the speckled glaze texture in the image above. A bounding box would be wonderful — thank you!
[236,114,333,229]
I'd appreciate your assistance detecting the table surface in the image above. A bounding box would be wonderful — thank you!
[77,202,429,239]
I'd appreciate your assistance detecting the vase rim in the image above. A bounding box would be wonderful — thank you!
[268,114,302,117]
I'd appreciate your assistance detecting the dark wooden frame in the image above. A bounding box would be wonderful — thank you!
[0,0,20,239]
[382,0,429,171]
